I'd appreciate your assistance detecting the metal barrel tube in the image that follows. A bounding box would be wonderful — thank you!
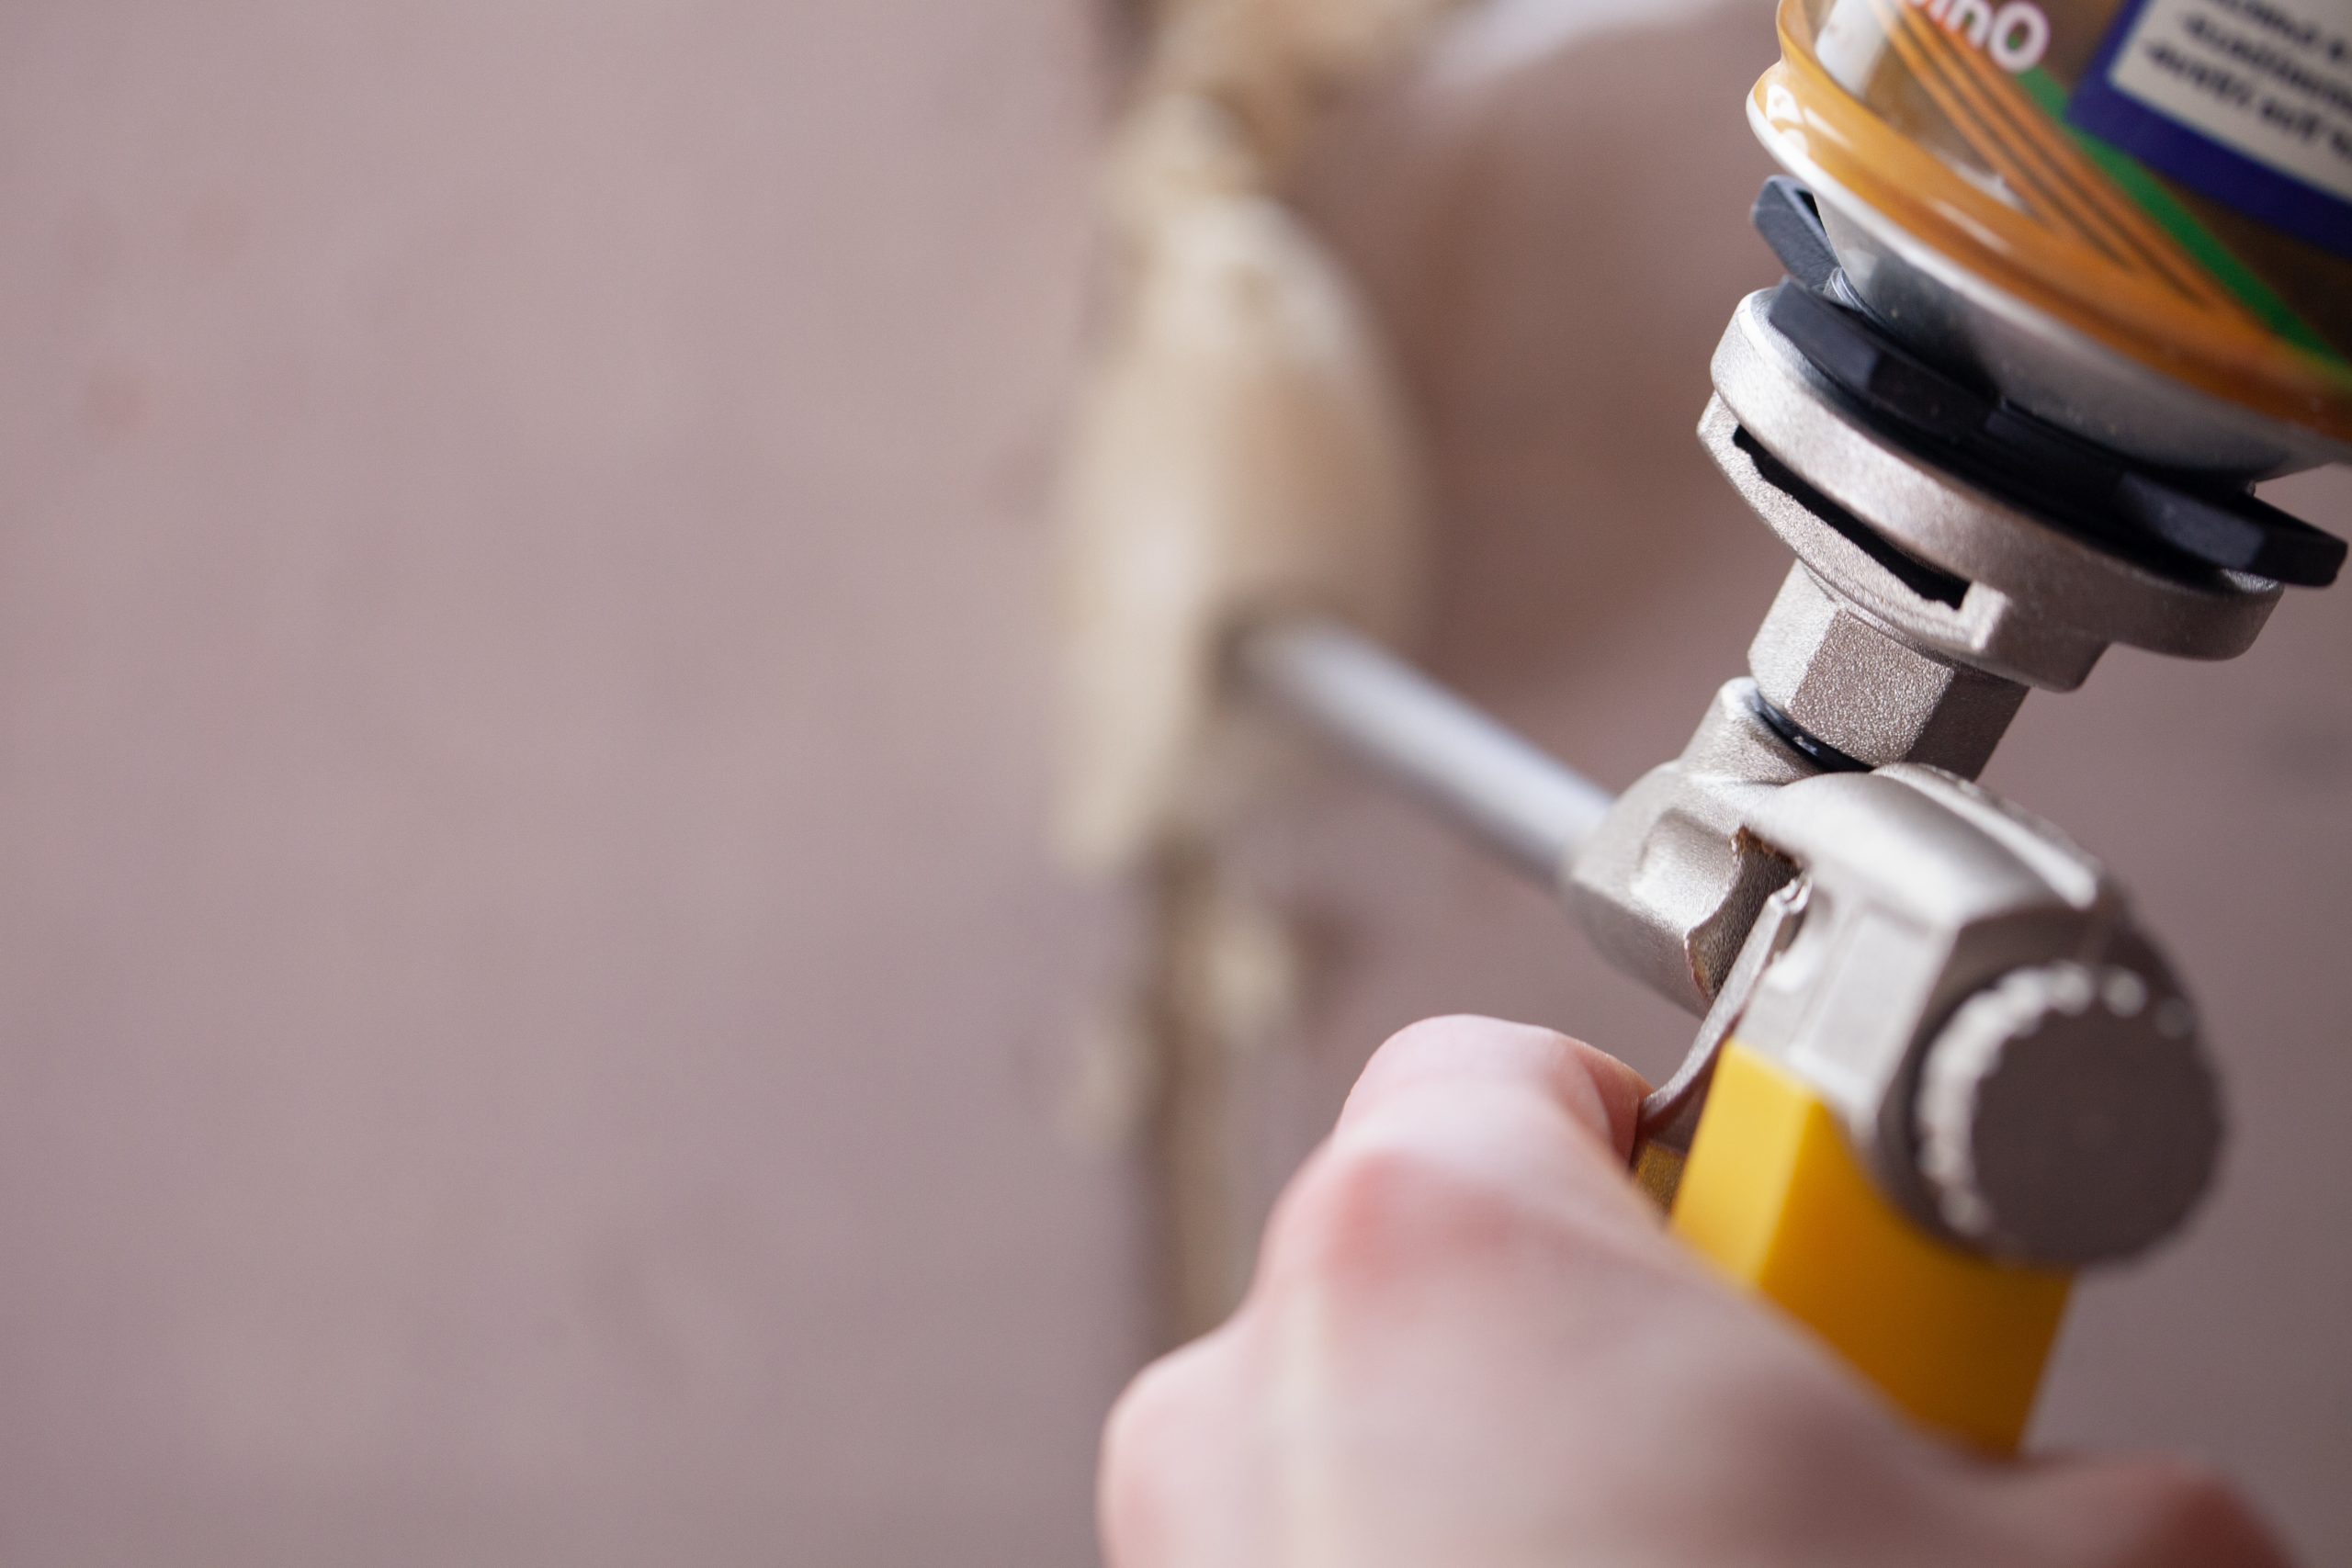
[1235,617,1614,881]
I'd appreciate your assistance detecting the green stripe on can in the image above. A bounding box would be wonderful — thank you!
[2016,68,2345,370]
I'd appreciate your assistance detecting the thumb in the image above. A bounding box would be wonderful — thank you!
[1996,1454,2292,1568]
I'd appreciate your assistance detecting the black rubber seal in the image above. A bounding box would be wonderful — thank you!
[1749,689,1872,774]
[1747,177,2345,591]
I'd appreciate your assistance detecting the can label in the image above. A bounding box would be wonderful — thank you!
[1773,0,2352,422]
[2068,0,2352,255]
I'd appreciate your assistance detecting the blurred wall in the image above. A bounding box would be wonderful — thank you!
[0,1,2345,1564]
[0,2,1128,1562]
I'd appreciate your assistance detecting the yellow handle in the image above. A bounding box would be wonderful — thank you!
[1668,1042,2072,1453]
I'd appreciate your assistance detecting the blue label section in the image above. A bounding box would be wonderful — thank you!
[2066,0,2352,259]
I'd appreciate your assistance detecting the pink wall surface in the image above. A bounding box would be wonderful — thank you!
[0,1,2344,1562]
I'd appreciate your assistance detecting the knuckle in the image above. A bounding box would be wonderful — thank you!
[2106,1461,2289,1568]
[1102,1352,1193,1483]
[1098,1348,1211,1562]
[1266,1138,1535,1299]
[2145,1467,2287,1566]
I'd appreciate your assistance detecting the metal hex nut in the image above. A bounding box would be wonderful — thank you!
[1748,567,2024,777]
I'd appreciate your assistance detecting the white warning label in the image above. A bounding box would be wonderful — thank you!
[2105,0,2352,204]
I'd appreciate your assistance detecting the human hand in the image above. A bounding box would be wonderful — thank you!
[1102,1016,2288,1567]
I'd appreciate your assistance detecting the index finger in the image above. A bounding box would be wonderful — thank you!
[1312,1015,1665,1250]
[1339,1014,1651,1156]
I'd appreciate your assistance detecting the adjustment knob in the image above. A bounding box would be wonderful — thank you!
[1916,963,2221,1268]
